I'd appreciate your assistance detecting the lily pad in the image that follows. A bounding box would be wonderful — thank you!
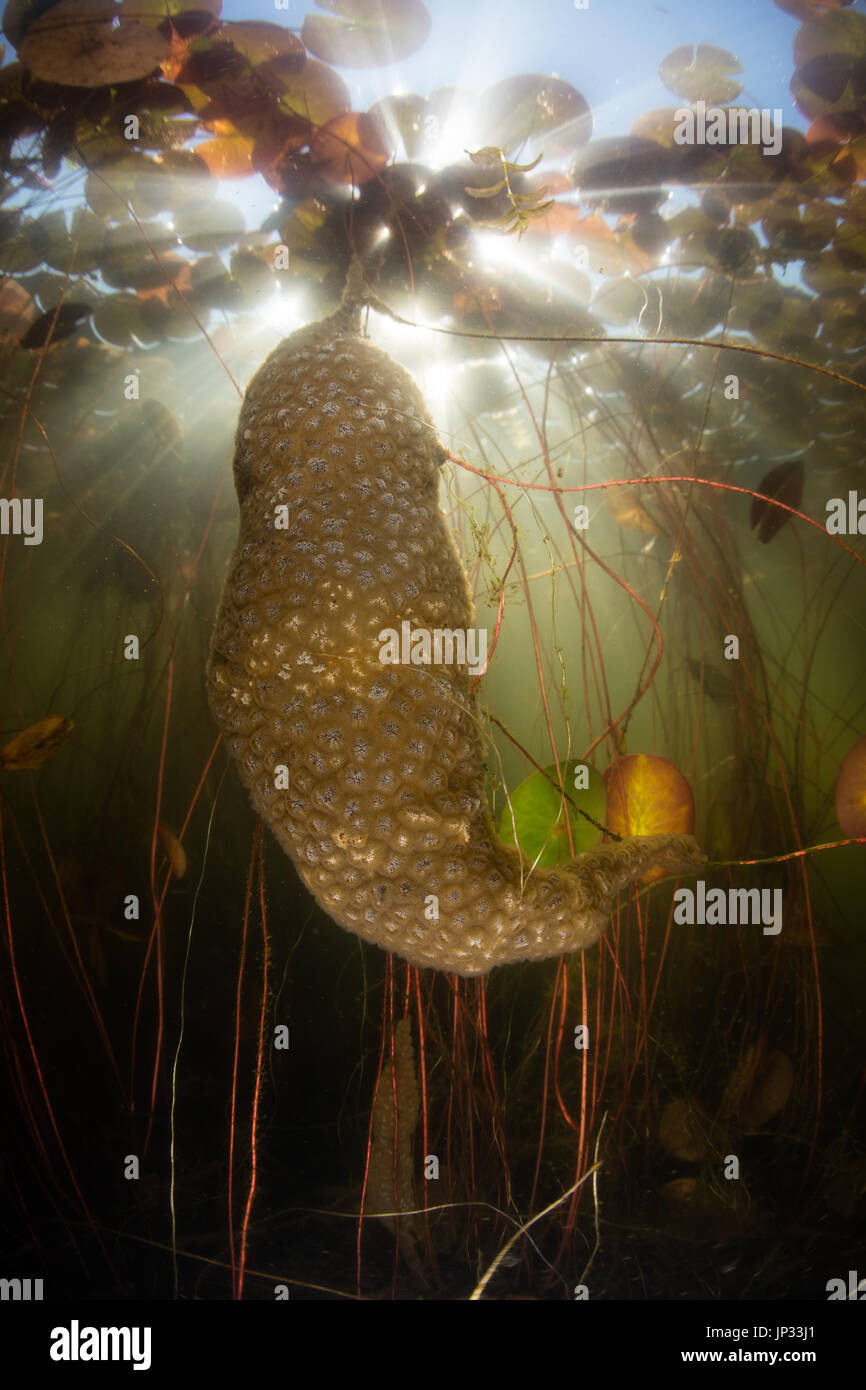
[1,715,73,771]
[835,733,866,837]
[630,107,684,149]
[793,8,866,68]
[91,291,154,348]
[101,218,177,288]
[0,277,36,335]
[741,1051,794,1128]
[498,761,606,866]
[219,19,305,71]
[774,0,857,18]
[132,0,223,22]
[19,300,91,347]
[571,137,669,215]
[309,110,390,185]
[302,0,431,70]
[174,198,245,252]
[605,754,695,884]
[606,483,662,535]
[18,0,170,88]
[762,199,836,258]
[0,220,43,273]
[750,459,804,543]
[479,73,592,157]
[659,1098,709,1162]
[84,152,166,220]
[366,92,432,160]
[195,132,255,179]
[270,54,350,128]
[659,44,743,105]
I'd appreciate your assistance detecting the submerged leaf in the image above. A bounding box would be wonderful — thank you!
[605,754,695,882]
[464,180,507,198]
[741,1051,794,1127]
[606,483,662,535]
[498,762,606,866]
[658,1175,752,1242]
[659,1098,709,1162]
[467,145,505,167]
[158,822,187,879]
[834,732,866,837]
[750,459,804,542]
[1,716,74,771]
[0,278,36,336]
[685,658,734,704]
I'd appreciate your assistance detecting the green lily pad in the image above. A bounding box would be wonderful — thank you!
[302,0,431,70]
[659,44,743,105]
[498,761,606,867]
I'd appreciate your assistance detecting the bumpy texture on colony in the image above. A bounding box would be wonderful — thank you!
[207,275,705,975]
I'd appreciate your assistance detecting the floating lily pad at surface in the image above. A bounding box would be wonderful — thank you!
[174,198,245,252]
[793,8,866,70]
[791,9,866,116]
[309,111,390,185]
[774,0,857,19]
[571,137,669,216]
[270,55,351,127]
[302,0,431,70]
[630,107,684,149]
[658,44,743,105]
[195,133,255,179]
[219,19,305,71]
[17,0,170,88]
[479,73,592,157]
[19,301,91,347]
[498,761,606,867]
[91,292,154,348]
[366,92,432,161]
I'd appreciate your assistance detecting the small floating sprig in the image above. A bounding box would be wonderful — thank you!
[464,146,554,237]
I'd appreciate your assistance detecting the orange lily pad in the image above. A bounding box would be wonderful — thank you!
[835,732,866,837]
[605,754,695,882]
[1,716,74,771]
